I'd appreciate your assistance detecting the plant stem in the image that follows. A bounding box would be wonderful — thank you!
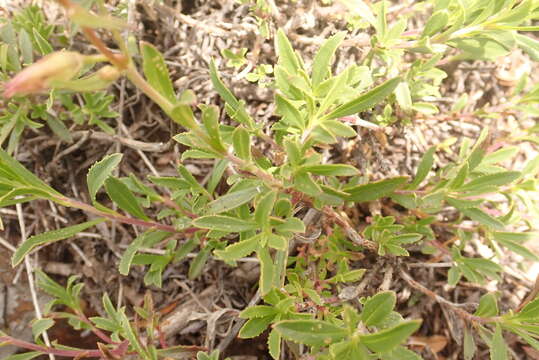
[0,335,102,358]
[125,64,175,114]
[56,196,199,234]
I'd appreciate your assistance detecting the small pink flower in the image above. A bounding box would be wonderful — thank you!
[3,51,84,98]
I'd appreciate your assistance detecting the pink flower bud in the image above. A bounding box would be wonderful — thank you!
[3,51,84,98]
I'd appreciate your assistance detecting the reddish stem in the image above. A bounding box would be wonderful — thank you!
[0,335,102,358]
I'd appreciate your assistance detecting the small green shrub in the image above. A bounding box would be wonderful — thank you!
[1,0,539,359]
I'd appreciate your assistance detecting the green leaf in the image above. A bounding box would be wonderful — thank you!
[338,0,377,28]
[31,318,54,341]
[193,215,257,232]
[18,29,33,64]
[275,94,304,129]
[323,77,401,120]
[274,320,348,346]
[207,186,260,214]
[515,298,539,320]
[464,326,476,360]
[214,235,261,262]
[300,164,359,176]
[0,149,57,194]
[87,153,123,203]
[344,176,408,202]
[276,29,300,74]
[255,190,277,228]
[268,329,282,360]
[188,245,212,280]
[361,291,396,327]
[490,324,508,360]
[209,60,253,126]
[323,120,357,138]
[12,218,106,266]
[140,41,176,103]
[394,81,412,111]
[492,232,539,261]
[360,320,421,353]
[201,104,225,152]
[119,230,171,275]
[239,305,278,319]
[294,172,322,196]
[105,177,149,220]
[312,32,346,86]
[449,37,510,60]
[232,127,252,161]
[459,171,521,191]
[461,208,504,230]
[422,10,449,37]
[275,217,305,233]
[516,33,539,61]
[32,28,52,55]
[474,293,499,317]
[408,146,435,189]
[268,234,288,250]
[239,316,274,338]
[258,246,275,295]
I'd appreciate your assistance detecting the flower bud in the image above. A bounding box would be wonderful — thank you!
[3,51,84,98]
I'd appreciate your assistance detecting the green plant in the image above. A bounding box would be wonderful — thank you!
[1,0,539,359]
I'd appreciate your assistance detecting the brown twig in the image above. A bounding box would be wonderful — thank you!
[399,265,499,325]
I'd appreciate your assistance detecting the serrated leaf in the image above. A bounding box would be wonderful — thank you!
[301,164,359,176]
[312,32,346,86]
[268,329,282,360]
[239,305,278,319]
[360,320,421,353]
[214,235,261,262]
[361,291,396,327]
[193,215,257,232]
[207,186,259,214]
[268,234,288,250]
[141,41,176,103]
[239,316,274,338]
[87,153,123,203]
[275,217,305,233]
[258,246,275,295]
[323,77,401,120]
[344,176,408,202]
[255,190,277,228]
[105,177,149,220]
[274,320,347,346]
[12,218,106,266]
